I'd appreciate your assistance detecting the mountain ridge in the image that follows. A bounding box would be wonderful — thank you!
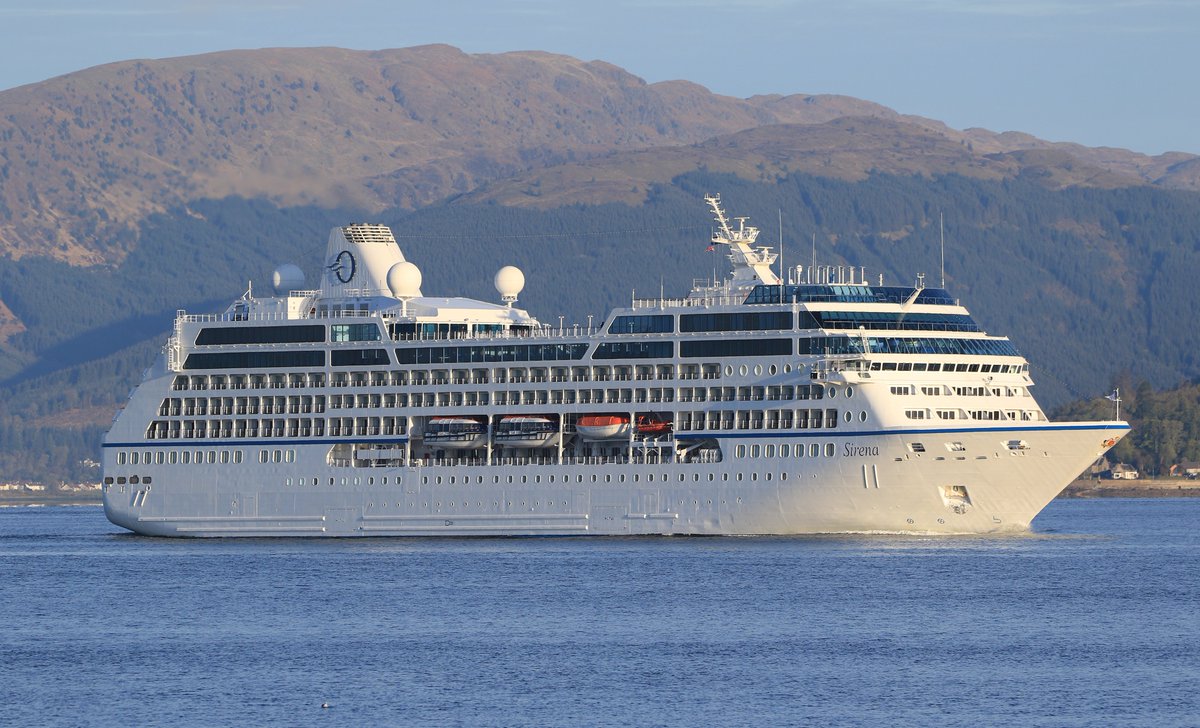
[2,45,1195,269]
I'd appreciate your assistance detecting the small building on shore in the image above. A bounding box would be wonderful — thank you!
[1108,463,1140,480]
[1169,461,1200,479]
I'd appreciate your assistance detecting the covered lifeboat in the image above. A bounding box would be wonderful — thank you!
[577,414,631,441]
[423,416,487,449]
[493,415,558,448]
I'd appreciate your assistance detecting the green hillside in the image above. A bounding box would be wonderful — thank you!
[3,171,1200,482]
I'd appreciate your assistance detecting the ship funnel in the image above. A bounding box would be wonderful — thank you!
[321,224,408,297]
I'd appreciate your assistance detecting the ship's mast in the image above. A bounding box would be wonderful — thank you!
[702,194,781,292]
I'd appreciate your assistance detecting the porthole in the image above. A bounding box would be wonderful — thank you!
[725,365,733,376]
[780,444,790,457]
[827,386,837,399]
[769,364,778,375]
[825,442,835,457]
[784,364,792,373]
[844,411,853,423]
[846,386,855,398]
[810,443,819,457]
[739,365,748,376]
[860,411,868,422]
[753,365,762,376]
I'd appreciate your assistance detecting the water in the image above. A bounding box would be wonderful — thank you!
[2,500,1197,727]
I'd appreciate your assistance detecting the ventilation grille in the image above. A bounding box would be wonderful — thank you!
[340,224,396,245]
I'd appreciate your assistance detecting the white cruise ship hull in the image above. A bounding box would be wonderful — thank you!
[103,423,1126,537]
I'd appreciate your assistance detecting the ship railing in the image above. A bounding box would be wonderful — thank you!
[631,293,744,309]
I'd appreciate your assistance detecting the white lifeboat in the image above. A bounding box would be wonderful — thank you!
[494,415,558,448]
[577,414,631,441]
[423,416,487,449]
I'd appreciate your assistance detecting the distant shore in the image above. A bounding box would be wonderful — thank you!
[1058,478,1200,498]
[0,489,101,507]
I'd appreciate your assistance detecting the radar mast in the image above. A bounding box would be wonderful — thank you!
[702,194,781,292]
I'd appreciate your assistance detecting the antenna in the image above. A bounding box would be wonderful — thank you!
[777,209,784,295]
[810,233,816,284]
[940,212,946,288]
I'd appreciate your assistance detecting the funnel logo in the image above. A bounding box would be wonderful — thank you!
[327,250,356,283]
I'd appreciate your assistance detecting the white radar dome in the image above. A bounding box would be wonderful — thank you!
[494,265,525,302]
[387,261,423,298]
[272,263,305,295]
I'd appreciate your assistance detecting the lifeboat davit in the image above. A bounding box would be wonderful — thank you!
[494,415,558,448]
[577,414,631,441]
[423,416,486,449]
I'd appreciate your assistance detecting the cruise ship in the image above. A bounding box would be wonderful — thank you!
[102,195,1128,536]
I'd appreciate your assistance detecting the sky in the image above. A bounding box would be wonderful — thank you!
[0,0,1196,155]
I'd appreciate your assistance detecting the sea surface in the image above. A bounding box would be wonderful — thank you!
[1,500,1197,727]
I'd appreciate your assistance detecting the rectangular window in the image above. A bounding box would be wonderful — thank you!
[593,341,674,359]
[184,351,324,370]
[608,315,674,334]
[196,325,324,346]
[680,312,792,333]
[680,339,791,358]
[331,349,391,367]
[330,323,382,342]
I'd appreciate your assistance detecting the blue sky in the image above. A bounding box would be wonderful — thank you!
[0,0,1195,155]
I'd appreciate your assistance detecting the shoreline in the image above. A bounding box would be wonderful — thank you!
[1058,478,1200,498]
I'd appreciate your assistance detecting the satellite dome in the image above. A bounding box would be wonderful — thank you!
[494,266,525,303]
[387,261,423,298]
[271,263,305,295]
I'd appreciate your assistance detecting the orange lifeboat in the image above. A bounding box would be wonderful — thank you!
[635,415,672,436]
[577,414,631,441]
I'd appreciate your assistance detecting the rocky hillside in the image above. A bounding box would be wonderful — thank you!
[0,44,900,267]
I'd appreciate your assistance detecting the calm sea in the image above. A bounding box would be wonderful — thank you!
[1,500,1196,728]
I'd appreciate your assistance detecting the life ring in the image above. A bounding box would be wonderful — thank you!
[1103,438,1116,448]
